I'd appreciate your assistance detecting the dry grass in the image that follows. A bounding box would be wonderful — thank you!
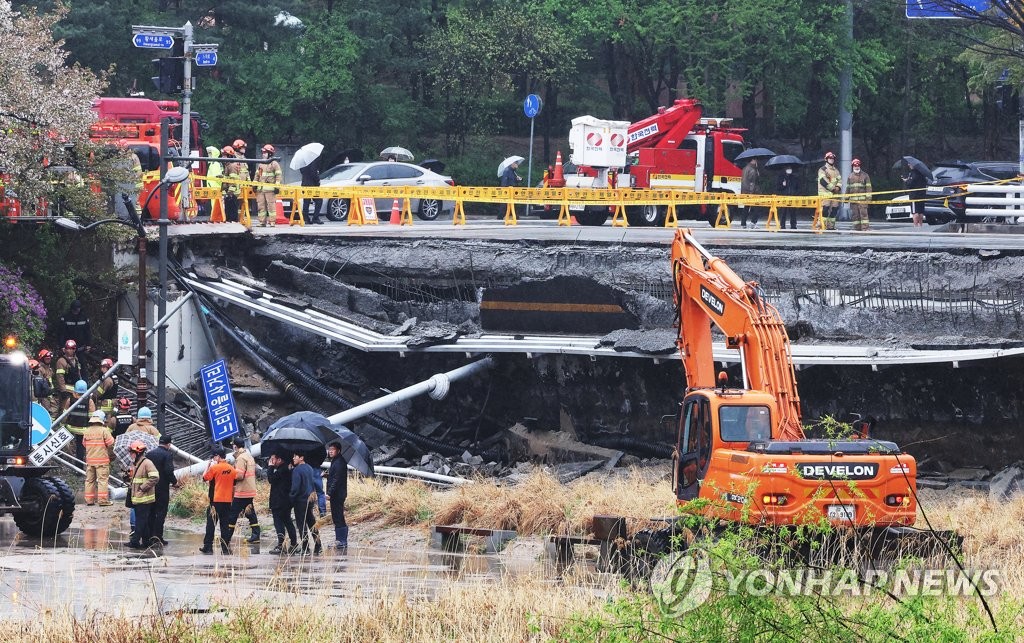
[5,576,606,642]
[346,467,676,537]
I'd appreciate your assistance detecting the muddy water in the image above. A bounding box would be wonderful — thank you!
[0,518,599,619]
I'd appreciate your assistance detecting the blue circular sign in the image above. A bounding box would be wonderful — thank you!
[31,402,52,446]
[523,94,542,119]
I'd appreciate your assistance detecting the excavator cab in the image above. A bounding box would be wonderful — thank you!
[0,353,75,537]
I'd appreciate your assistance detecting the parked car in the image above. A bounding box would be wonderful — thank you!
[921,161,1021,225]
[284,161,455,222]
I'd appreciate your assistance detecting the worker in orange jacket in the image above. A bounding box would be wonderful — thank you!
[200,446,236,555]
[82,411,114,506]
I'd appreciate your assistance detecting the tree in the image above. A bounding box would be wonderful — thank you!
[0,0,106,206]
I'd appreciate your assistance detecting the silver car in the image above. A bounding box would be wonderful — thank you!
[292,161,455,222]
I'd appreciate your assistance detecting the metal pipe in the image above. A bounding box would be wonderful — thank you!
[327,357,494,427]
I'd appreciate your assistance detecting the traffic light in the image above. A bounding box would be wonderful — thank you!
[150,57,184,94]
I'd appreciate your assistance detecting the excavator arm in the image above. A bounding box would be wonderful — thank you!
[671,229,804,440]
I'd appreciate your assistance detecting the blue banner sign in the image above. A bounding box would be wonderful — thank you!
[906,0,991,18]
[199,359,241,441]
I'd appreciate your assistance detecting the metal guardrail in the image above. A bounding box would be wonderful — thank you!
[965,182,1024,219]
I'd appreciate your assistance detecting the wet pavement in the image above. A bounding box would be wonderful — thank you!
[0,517,593,618]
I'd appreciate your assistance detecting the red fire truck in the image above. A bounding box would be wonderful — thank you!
[565,98,747,226]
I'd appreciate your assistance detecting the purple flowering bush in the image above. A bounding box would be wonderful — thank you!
[0,263,47,351]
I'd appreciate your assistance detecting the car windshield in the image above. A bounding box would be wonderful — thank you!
[325,164,371,181]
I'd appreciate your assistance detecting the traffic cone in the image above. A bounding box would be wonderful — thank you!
[389,198,401,224]
[550,151,566,187]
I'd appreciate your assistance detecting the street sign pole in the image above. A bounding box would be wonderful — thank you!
[180,22,193,218]
[523,94,543,188]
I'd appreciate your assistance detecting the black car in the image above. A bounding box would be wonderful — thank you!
[923,161,1021,224]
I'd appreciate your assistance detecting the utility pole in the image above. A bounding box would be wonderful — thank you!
[838,0,853,221]
[180,22,193,215]
[158,118,169,435]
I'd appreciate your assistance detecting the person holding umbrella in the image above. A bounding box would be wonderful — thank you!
[499,157,523,187]
[290,142,326,225]
[266,452,298,555]
[325,441,349,551]
[777,164,802,229]
[290,451,323,555]
[900,156,931,228]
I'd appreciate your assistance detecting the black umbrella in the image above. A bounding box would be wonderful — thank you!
[267,411,374,476]
[734,147,776,163]
[420,159,446,174]
[900,155,933,181]
[765,154,804,169]
[316,424,375,477]
[261,425,328,468]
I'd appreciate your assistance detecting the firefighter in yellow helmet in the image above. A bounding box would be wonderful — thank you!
[254,144,282,227]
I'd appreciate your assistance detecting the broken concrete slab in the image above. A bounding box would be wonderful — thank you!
[989,463,1024,502]
[507,424,626,466]
[945,468,990,481]
[916,478,950,490]
[552,460,605,483]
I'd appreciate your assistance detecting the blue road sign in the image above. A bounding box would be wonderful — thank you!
[906,0,990,18]
[199,359,241,442]
[195,51,218,67]
[133,33,175,49]
[523,94,543,119]
[31,402,52,447]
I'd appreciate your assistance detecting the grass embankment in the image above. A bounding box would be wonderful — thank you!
[153,469,1024,641]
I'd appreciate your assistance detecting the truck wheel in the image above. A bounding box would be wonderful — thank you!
[626,204,664,227]
[417,198,441,221]
[577,206,609,226]
[325,198,349,222]
[13,477,75,538]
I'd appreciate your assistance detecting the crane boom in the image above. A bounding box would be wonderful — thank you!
[671,229,804,441]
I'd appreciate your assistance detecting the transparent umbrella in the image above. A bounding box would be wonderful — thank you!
[380,146,414,162]
[497,155,525,178]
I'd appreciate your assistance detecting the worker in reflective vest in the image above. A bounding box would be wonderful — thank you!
[82,411,114,506]
[127,441,160,549]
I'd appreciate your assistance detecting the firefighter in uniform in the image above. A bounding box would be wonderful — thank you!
[83,411,114,506]
[222,145,242,224]
[66,380,95,462]
[113,397,134,437]
[846,158,872,231]
[33,349,57,416]
[255,144,282,227]
[817,151,842,230]
[96,357,119,418]
[128,406,160,437]
[54,339,82,411]
[127,440,160,549]
[227,436,261,544]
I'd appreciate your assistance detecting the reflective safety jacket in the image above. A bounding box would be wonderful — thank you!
[233,448,258,498]
[66,395,95,436]
[817,163,842,199]
[255,160,281,192]
[54,354,81,393]
[130,456,159,505]
[845,170,872,201]
[83,424,114,465]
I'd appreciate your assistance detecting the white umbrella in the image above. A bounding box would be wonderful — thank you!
[380,146,414,162]
[497,155,525,178]
[289,142,325,170]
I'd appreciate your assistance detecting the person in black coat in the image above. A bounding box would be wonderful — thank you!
[325,441,349,550]
[266,452,297,554]
[776,167,802,229]
[300,161,323,225]
[145,434,178,545]
[902,163,929,227]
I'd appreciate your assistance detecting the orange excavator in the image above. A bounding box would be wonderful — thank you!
[669,228,918,529]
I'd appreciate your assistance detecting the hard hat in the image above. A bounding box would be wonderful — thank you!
[137,406,152,419]
[74,380,88,394]
[118,397,132,410]
[851,158,861,167]
[262,144,275,154]
[38,349,52,360]
[206,145,220,157]
[28,359,39,370]
[824,151,836,160]
[101,358,114,369]
[221,145,234,156]
[89,410,105,424]
[64,339,77,350]
[232,139,247,150]
[129,440,147,453]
